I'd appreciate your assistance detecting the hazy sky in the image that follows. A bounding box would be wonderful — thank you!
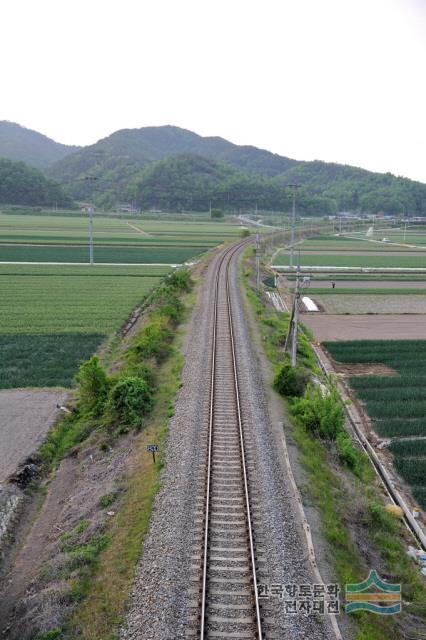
[2,0,425,182]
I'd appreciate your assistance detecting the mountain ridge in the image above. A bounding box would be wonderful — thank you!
[0,121,81,169]
[1,122,425,215]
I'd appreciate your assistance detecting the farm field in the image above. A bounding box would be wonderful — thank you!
[323,340,426,510]
[302,315,426,341]
[348,228,426,247]
[0,244,206,264]
[295,233,408,251]
[312,295,426,314]
[275,252,426,269]
[0,213,243,262]
[0,389,68,482]
[304,279,426,288]
[0,264,168,388]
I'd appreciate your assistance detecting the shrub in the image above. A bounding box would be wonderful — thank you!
[336,432,359,470]
[134,319,173,362]
[37,630,63,640]
[211,207,223,219]
[292,385,345,440]
[75,356,109,415]
[108,376,153,429]
[99,492,118,508]
[274,358,310,397]
[240,228,250,238]
[167,268,192,292]
[155,289,184,324]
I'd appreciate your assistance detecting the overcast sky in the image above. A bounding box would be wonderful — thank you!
[2,0,425,182]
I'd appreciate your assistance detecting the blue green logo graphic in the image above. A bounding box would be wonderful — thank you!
[345,570,401,615]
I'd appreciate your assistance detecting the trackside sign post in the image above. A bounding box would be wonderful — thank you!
[147,444,159,463]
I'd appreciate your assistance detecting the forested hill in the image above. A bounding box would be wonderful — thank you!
[276,161,426,215]
[0,121,80,169]
[0,157,74,207]
[46,125,426,215]
[48,125,297,180]
[1,122,426,215]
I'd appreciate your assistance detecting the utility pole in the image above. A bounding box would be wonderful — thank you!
[291,251,301,366]
[288,184,300,268]
[89,207,94,265]
[84,176,98,266]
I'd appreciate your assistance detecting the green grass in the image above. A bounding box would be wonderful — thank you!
[324,340,426,509]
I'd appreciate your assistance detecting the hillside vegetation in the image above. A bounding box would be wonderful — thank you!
[0,121,80,168]
[0,157,74,208]
[1,122,426,215]
[47,126,426,215]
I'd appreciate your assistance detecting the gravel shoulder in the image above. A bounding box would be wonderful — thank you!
[0,389,68,482]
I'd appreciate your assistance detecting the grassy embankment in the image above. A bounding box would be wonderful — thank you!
[243,252,426,640]
[34,268,194,640]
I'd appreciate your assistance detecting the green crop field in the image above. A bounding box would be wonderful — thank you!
[301,235,412,252]
[323,340,426,509]
[275,252,426,269]
[348,229,426,247]
[0,264,169,389]
[0,212,244,262]
[0,244,207,263]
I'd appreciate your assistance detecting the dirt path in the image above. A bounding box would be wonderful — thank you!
[0,389,68,482]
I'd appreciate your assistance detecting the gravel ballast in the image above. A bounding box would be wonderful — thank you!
[120,246,337,639]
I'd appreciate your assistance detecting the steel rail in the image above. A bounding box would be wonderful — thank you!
[225,254,264,638]
[199,239,263,639]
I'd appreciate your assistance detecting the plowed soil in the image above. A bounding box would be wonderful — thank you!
[0,389,68,482]
[303,314,426,341]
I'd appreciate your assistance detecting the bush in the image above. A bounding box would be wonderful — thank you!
[108,376,153,429]
[153,289,184,324]
[240,228,250,238]
[99,492,118,508]
[292,385,345,440]
[134,319,173,361]
[75,356,109,415]
[167,268,192,292]
[211,207,224,219]
[274,358,310,397]
[336,432,359,470]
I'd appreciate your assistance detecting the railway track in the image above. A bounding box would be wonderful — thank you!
[187,242,274,639]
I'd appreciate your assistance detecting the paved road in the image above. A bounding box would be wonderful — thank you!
[0,389,68,482]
